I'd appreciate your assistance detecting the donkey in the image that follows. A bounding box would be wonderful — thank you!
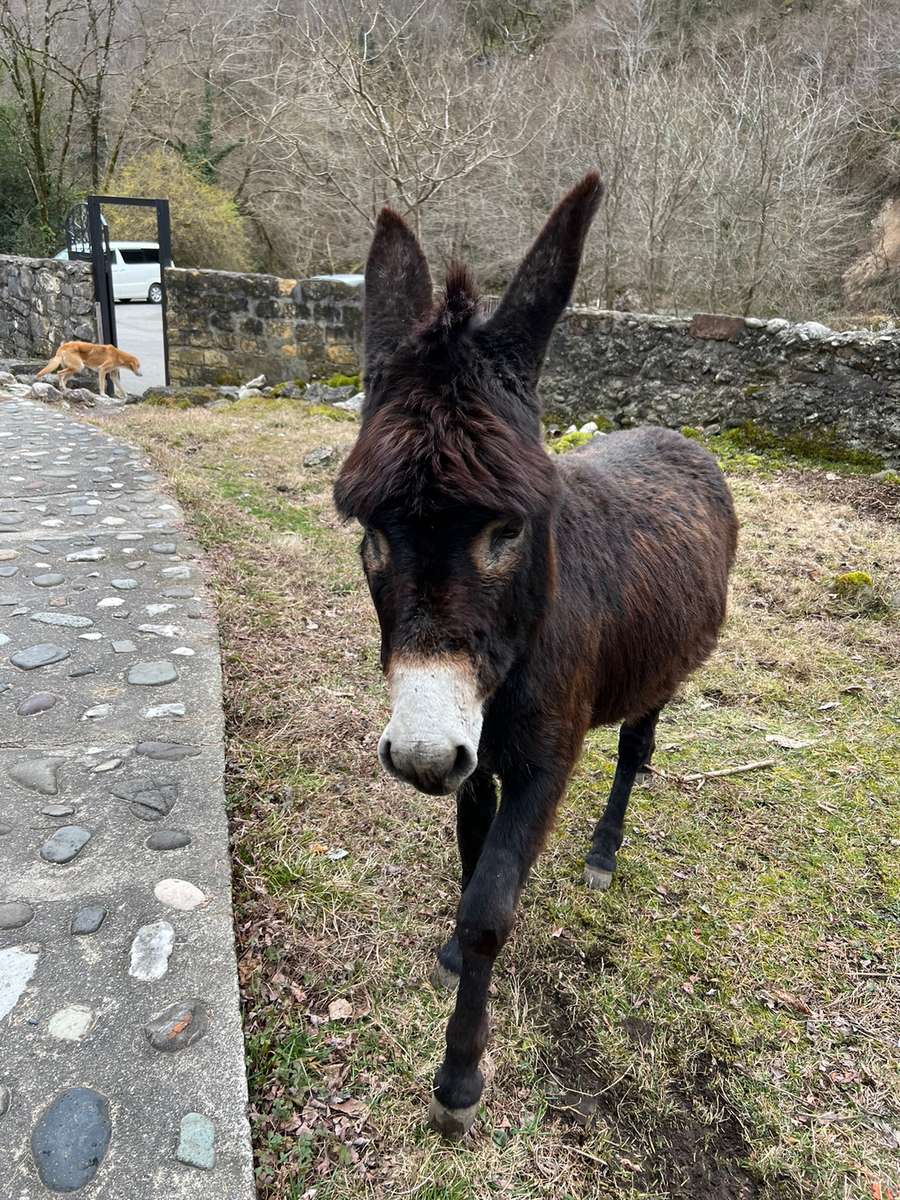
[333,172,738,1138]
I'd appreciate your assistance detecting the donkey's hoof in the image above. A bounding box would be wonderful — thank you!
[583,864,613,891]
[428,1094,479,1139]
[429,958,460,992]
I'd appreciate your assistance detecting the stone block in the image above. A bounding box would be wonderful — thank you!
[324,341,358,368]
[689,313,746,341]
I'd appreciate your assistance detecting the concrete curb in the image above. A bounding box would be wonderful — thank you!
[0,397,255,1198]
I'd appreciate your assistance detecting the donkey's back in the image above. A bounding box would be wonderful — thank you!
[556,426,738,725]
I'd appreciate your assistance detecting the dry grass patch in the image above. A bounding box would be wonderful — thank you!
[93,399,900,1200]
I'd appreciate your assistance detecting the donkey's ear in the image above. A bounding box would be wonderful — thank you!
[364,208,433,377]
[485,172,604,380]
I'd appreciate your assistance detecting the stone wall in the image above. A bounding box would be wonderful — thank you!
[165,268,363,386]
[542,309,900,456]
[162,261,900,456]
[0,255,97,359]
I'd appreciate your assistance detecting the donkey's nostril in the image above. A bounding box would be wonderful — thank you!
[453,743,475,780]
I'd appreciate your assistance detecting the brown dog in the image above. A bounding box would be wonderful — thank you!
[36,341,142,399]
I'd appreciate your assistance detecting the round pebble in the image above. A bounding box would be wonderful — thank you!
[31,1087,111,1191]
[47,1004,96,1041]
[10,643,71,670]
[40,825,91,864]
[145,998,209,1052]
[128,920,175,981]
[0,900,34,930]
[154,879,207,911]
[113,779,177,821]
[17,692,61,716]
[110,578,138,590]
[41,803,75,817]
[30,612,94,628]
[71,906,107,935]
[127,661,178,686]
[146,830,191,851]
[176,1112,215,1170]
[32,573,65,587]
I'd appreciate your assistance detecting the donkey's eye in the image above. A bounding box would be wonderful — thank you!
[491,522,524,547]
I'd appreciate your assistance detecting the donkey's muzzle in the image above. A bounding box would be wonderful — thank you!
[378,657,483,796]
[379,734,476,795]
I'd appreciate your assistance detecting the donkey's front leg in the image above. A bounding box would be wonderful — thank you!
[429,769,564,1137]
[432,768,497,990]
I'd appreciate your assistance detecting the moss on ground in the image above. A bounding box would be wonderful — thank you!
[89,397,900,1200]
[143,385,222,408]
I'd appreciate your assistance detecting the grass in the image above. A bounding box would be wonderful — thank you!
[91,399,900,1200]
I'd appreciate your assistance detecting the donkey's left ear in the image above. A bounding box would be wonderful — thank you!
[364,208,433,378]
[485,172,604,381]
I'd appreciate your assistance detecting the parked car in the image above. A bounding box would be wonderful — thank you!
[54,241,169,303]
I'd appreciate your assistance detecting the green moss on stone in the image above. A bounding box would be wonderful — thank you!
[143,386,221,408]
[718,421,882,470]
[548,430,596,454]
[269,379,307,398]
[322,372,361,390]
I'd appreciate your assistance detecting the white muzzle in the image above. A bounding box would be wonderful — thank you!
[378,657,483,795]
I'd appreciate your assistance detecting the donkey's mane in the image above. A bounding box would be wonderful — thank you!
[334,391,557,523]
[418,262,480,343]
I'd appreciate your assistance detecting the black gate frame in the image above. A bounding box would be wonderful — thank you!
[65,195,172,392]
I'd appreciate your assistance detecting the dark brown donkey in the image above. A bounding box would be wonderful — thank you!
[334,172,738,1138]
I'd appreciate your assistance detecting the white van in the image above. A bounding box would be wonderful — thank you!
[55,241,168,303]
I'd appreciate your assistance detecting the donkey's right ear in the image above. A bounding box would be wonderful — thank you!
[364,208,433,377]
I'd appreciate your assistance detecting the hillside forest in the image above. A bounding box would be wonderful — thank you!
[3,0,900,319]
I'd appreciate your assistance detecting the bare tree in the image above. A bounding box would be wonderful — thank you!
[0,0,180,244]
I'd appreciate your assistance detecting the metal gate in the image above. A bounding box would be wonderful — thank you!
[63,195,173,391]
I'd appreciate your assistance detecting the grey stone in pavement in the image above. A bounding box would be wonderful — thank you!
[145,998,209,1052]
[71,905,107,935]
[8,756,64,795]
[0,398,254,1199]
[31,1087,112,1191]
[10,643,72,670]
[127,660,179,686]
[146,829,192,851]
[40,824,91,863]
[0,900,33,929]
[176,1112,216,1169]
[17,692,62,715]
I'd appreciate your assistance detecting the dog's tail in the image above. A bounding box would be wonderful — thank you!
[35,351,64,380]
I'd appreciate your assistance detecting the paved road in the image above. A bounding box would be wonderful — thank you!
[114,302,166,394]
[0,395,255,1197]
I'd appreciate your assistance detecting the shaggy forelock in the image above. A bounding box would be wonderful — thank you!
[334,390,557,523]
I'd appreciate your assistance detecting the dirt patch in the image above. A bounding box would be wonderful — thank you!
[782,467,900,524]
[541,984,765,1200]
